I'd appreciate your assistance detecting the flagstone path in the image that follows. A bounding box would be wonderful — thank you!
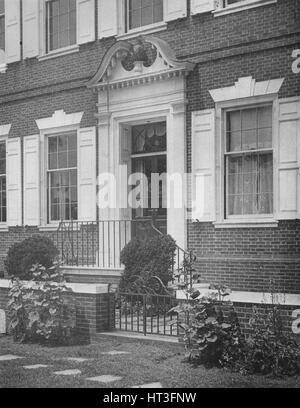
[0,352,163,387]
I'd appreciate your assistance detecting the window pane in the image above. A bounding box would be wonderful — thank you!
[258,106,272,128]
[0,16,4,51]
[132,121,166,154]
[141,6,152,26]
[227,111,241,152]
[258,127,272,149]
[0,0,4,15]
[242,129,257,150]
[47,133,78,221]
[49,153,58,170]
[228,195,243,216]
[128,0,163,30]
[47,0,76,52]
[241,108,256,130]
[226,152,273,216]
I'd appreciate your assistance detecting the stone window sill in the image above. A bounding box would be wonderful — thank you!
[0,63,7,74]
[213,0,277,17]
[213,219,278,228]
[116,22,167,41]
[38,224,59,232]
[38,44,79,62]
[0,225,8,232]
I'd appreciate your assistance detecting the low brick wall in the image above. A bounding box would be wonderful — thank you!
[0,280,115,343]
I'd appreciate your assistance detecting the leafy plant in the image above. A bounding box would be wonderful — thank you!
[5,235,59,280]
[244,305,300,376]
[7,264,76,345]
[120,234,177,291]
[169,287,246,368]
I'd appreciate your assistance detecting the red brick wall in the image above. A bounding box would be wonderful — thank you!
[0,285,115,342]
[0,0,298,292]
[188,220,300,293]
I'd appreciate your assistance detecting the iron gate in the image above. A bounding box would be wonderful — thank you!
[114,276,181,337]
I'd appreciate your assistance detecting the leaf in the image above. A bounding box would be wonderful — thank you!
[207,335,218,343]
[205,317,218,325]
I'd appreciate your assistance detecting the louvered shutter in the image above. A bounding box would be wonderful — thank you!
[5,0,20,63]
[24,135,40,226]
[191,109,215,222]
[78,127,96,221]
[98,0,118,39]
[7,137,21,226]
[164,0,187,22]
[190,0,215,15]
[22,0,39,59]
[76,0,95,45]
[277,97,300,220]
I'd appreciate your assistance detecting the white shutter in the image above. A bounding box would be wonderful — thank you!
[76,0,95,45]
[98,0,118,39]
[277,97,300,220]
[5,0,20,63]
[22,0,39,59]
[7,138,21,226]
[190,0,215,15]
[164,0,187,22]
[78,127,96,221]
[192,109,215,222]
[119,125,131,220]
[24,135,40,226]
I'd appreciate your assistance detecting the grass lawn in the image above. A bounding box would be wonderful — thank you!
[0,334,299,388]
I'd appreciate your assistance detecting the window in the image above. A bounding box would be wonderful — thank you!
[46,0,76,52]
[47,132,78,222]
[0,141,6,223]
[225,0,247,5]
[0,0,4,51]
[225,106,273,217]
[126,0,164,31]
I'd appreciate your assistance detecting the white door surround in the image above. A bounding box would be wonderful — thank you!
[88,36,195,249]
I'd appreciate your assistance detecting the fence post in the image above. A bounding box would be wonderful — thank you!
[143,294,147,336]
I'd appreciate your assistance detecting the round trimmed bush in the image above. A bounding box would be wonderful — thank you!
[119,234,177,290]
[5,235,59,280]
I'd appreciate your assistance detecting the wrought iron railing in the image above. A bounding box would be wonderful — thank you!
[54,215,192,287]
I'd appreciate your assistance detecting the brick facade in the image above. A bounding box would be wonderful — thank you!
[0,0,299,294]
[0,284,115,342]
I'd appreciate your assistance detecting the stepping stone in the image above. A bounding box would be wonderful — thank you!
[23,364,49,370]
[53,369,82,376]
[65,357,90,363]
[0,355,23,361]
[86,375,122,384]
[132,382,163,388]
[101,351,130,356]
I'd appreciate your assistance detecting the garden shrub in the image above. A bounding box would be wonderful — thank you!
[119,234,177,290]
[244,305,300,376]
[170,285,246,369]
[7,264,76,345]
[172,253,300,377]
[5,235,59,280]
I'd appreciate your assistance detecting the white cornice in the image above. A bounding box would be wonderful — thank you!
[209,76,285,103]
[35,110,84,131]
[0,49,7,74]
[0,124,11,137]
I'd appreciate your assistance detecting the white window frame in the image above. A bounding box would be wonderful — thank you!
[39,0,79,61]
[0,124,10,231]
[35,110,83,230]
[214,95,279,228]
[0,136,7,227]
[46,131,78,224]
[0,0,4,51]
[213,0,277,17]
[117,0,167,40]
